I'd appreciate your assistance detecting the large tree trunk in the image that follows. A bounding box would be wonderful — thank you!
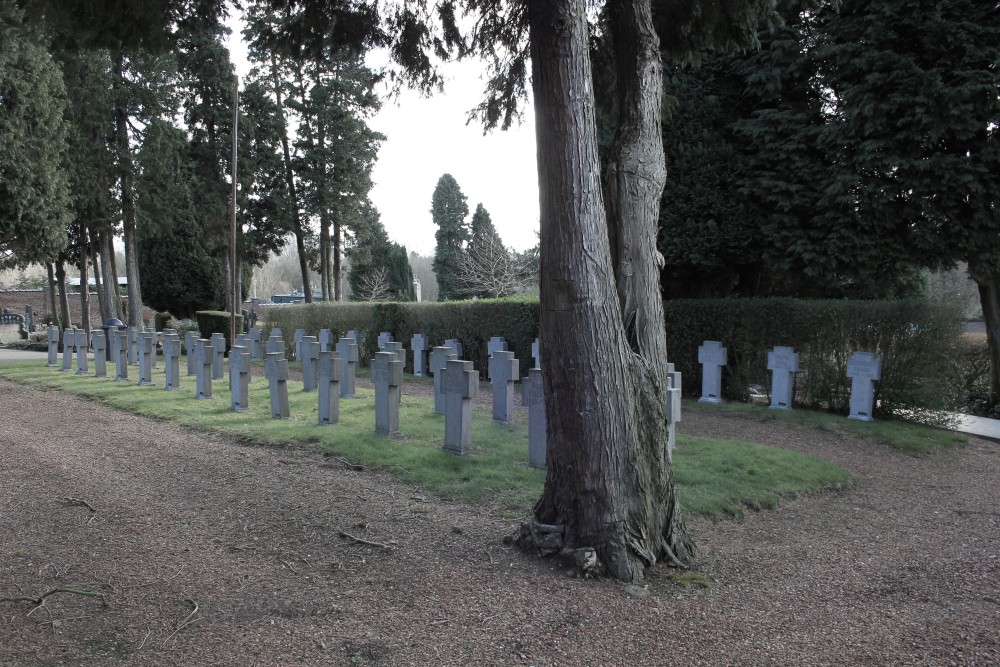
[78,223,91,339]
[333,217,343,301]
[973,272,1000,408]
[319,208,331,301]
[47,263,60,329]
[91,236,105,323]
[55,261,70,329]
[97,229,124,321]
[114,52,143,327]
[520,0,693,582]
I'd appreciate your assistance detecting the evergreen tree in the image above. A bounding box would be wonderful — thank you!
[431,173,470,300]
[347,203,414,301]
[0,8,70,268]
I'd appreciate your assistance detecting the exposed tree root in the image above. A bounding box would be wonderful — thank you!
[0,588,108,608]
[338,531,395,550]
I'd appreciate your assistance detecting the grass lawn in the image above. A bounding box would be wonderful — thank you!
[0,359,861,519]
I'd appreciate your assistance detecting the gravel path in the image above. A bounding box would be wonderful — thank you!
[0,379,997,666]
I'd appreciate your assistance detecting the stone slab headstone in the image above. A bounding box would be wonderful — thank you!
[317,350,342,425]
[372,351,403,435]
[163,335,181,391]
[442,359,478,454]
[114,329,129,382]
[301,336,319,391]
[264,352,290,419]
[318,328,333,353]
[91,330,106,377]
[61,328,75,372]
[336,337,359,398]
[74,329,89,375]
[488,350,519,424]
[846,351,882,421]
[196,339,213,399]
[522,368,546,469]
[377,331,394,350]
[230,345,251,412]
[211,332,226,380]
[444,338,463,359]
[410,333,428,377]
[767,346,800,410]
[531,338,541,370]
[137,332,154,385]
[46,325,59,366]
[697,340,727,404]
[185,331,198,376]
[249,327,262,360]
[429,346,457,414]
[294,328,305,360]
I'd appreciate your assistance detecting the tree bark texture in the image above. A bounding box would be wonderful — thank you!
[526,0,693,582]
[91,236,105,323]
[55,261,70,329]
[114,53,143,327]
[78,222,91,338]
[975,275,1000,408]
[97,229,124,322]
[46,263,60,329]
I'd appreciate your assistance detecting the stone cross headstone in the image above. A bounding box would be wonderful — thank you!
[383,341,406,403]
[127,326,138,365]
[665,363,682,460]
[335,337,359,398]
[410,333,428,377]
[317,350,342,425]
[522,368,546,469]
[488,350,519,424]
[346,330,360,347]
[114,329,129,382]
[266,331,284,356]
[301,336,319,391]
[443,338,463,359]
[46,325,59,366]
[91,330,106,377]
[697,340,727,404]
[196,339,214,399]
[137,332,154,385]
[163,335,181,391]
[372,351,403,435]
[148,328,159,368]
[429,346,457,414]
[74,329,89,375]
[294,329,305,360]
[264,352,290,419]
[767,346,800,410]
[531,338,541,370]
[61,328,75,372]
[230,345,251,412]
[24,305,33,333]
[235,332,250,351]
[377,331,394,350]
[249,327,262,359]
[846,351,882,421]
[185,331,198,376]
[442,359,478,455]
[318,328,333,353]
[487,336,508,358]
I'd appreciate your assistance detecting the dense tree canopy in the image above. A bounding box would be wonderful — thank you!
[431,173,470,301]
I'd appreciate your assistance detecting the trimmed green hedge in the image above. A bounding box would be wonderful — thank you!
[665,299,966,419]
[194,310,244,352]
[258,297,967,419]
[258,297,539,375]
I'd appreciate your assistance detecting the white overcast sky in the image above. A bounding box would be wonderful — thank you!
[225,14,540,257]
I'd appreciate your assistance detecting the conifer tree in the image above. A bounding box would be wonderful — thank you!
[431,173,470,301]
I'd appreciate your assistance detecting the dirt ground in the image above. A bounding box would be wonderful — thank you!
[0,377,997,667]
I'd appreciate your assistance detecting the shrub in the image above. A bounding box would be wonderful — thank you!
[194,311,243,352]
[154,311,172,331]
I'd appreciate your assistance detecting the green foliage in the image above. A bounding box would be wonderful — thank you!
[259,297,540,376]
[673,434,852,519]
[153,312,172,331]
[431,173,470,301]
[0,8,71,268]
[666,299,967,421]
[347,205,415,301]
[194,310,243,351]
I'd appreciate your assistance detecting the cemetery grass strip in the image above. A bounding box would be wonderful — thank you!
[0,362,850,519]
[685,399,966,455]
[672,435,853,519]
